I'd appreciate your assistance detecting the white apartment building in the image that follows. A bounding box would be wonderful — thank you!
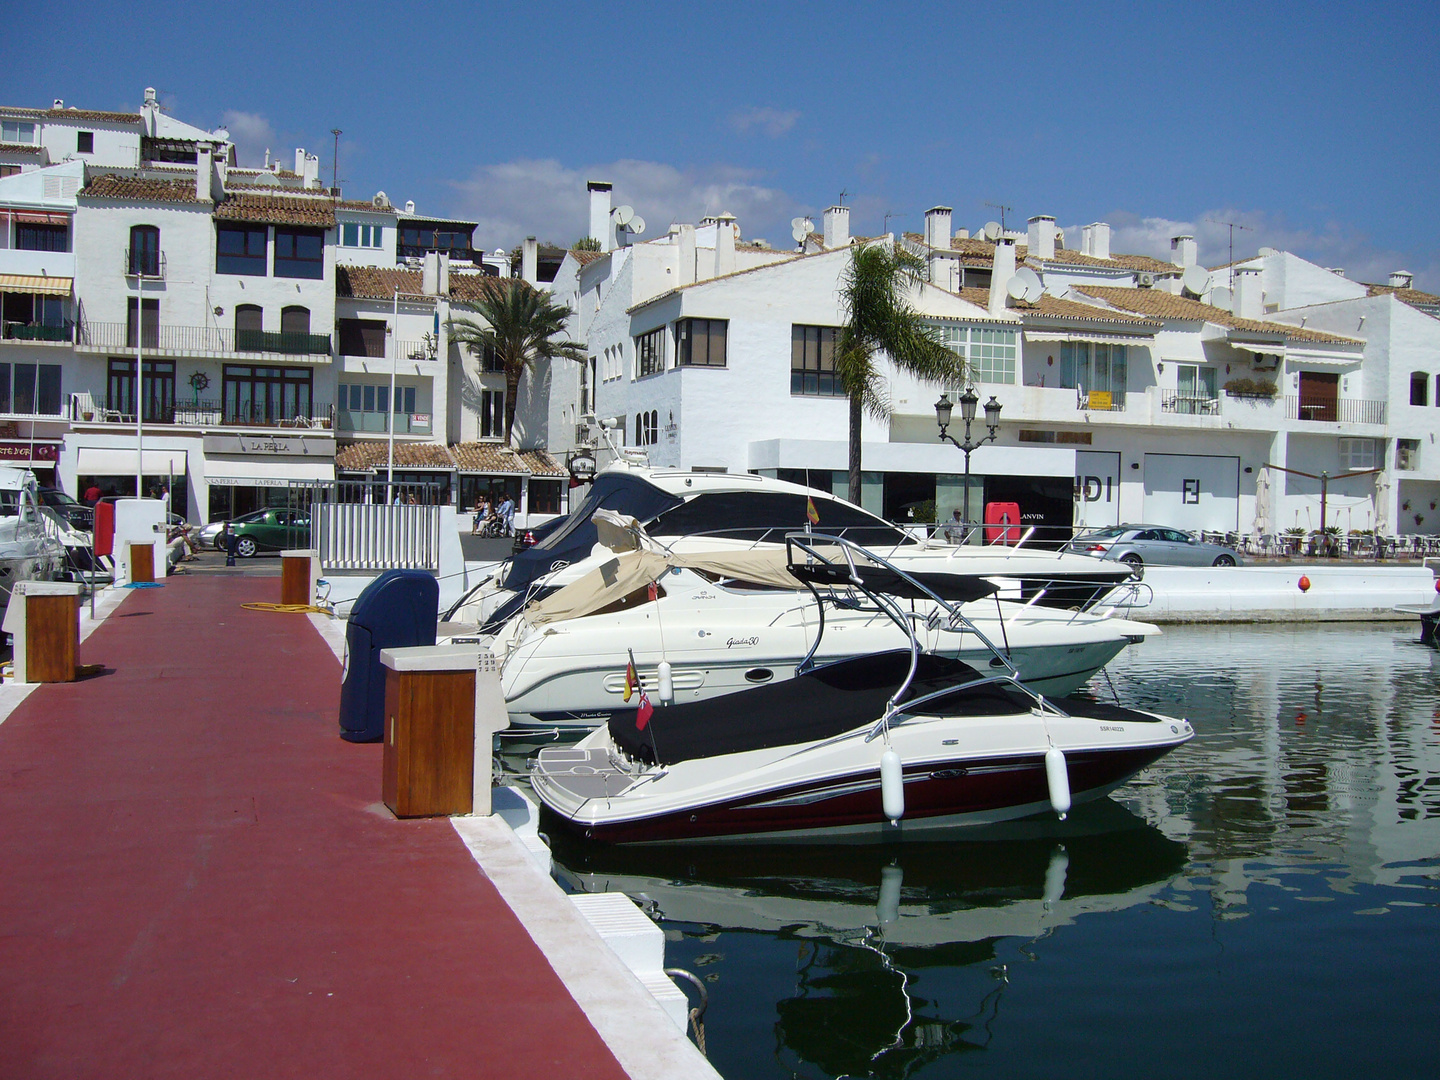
[1,87,565,525]
[527,186,1440,542]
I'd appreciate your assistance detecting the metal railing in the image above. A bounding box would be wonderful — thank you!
[78,321,332,357]
[1285,395,1386,425]
[299,480,444,571]
[2,320,73,344]
[85,398,334,429]
[124,248,166,279]
[1161,392,1220,415]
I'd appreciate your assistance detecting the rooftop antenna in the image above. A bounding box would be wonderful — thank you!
[1207,217,1253,288]
[882,210,904,236]
[984,201,1013,233]
[838,188,850,205]
[330,128,342,193]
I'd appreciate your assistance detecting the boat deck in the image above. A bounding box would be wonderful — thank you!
[0,575,636,1079]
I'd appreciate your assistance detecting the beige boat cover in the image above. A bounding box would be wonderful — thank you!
[523,548,812,626]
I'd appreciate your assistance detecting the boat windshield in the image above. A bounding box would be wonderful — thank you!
[649,491,910,548]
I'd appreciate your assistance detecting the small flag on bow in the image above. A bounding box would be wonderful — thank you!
[623,651,638,703]
[806,496,820,525]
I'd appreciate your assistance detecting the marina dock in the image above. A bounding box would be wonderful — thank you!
[0,572,711,1080]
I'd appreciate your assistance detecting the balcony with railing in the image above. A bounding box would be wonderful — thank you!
[1160,392,1220,416]
[336,408,431,436]
[1285,395,1386,426]
[2,320,73,345]
[74,397,334,430]
[124,248,167,279]
[1075,389,1126,412]
[77,321,332,358]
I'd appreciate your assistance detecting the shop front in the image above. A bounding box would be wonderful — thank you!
[0,436,60,487]
[73,445,191,515]
[202,432,335,521]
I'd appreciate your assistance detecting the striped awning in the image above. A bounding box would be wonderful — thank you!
[0,273,73,295]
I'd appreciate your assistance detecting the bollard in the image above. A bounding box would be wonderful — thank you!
[280,549,319,606]
[1,582,84,683]
[224,523,237,567]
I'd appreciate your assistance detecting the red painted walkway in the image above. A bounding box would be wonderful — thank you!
[0,576,631,1080]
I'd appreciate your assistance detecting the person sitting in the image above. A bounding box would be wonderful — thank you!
[472,498,489,535]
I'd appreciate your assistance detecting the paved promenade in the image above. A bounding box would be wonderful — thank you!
[0,575,633,1079]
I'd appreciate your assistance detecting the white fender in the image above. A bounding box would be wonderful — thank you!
[657,660,674,704]
[1045,745,1071,820]
[880,749,904,823]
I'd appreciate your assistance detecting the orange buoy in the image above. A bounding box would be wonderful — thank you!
[1298,575,1311,592]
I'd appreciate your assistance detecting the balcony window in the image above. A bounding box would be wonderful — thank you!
[216,224,267,276]
[1061,341,1128,408]
[338,318,387,358]
[397,224,472,260]
[1171,363,1219,414]
[676,318,727,367]
[1411,372,1429,406]
[274,228,324,279]
[792,324,843,396]
[223,364,313,425]
[2,293,69,342]
[481,389,504,438]
[107,358,174,421]
[281,306,310,337]
[126,297,159,349]
[1,121,36,144]
[0,362,62,415]
[16,221,68,252]
[635,327,665,378]
[128,225,160,276]
[341,223,383,248]
[1297,371,1339,422]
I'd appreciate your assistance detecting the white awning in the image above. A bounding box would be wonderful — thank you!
[77,448,187,475]
[0,273,73,296]
[1024,329,1155,347]
[204,456,334,486]
[1282,352,1360,368]
[1228,339,1287,358]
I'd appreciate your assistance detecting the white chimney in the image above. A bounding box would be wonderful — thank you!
[1390,270,1414,289]
[676,223,696,286]
[522,236,538,285]
[823,205,849,249]
[422,252,440,296]
[1171,235,1197,268]
[588,180,613,252]
[1026,215,1056,261]
[302,152,320,189]
[195,143,213,203]
[989,238,1017,316]
[714,213,737,277]
[924,206,952,250]
[53,99,64,110]
[1233,266,1263,319]
[1081,222,1111,260]
[295,148,305,175]
[404,200,415,215]
[142,87,159,135]
[439,252,450,294]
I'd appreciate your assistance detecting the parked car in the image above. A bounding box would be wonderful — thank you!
[197,508,311,557]
[1065,524,1242,569]
[38,488,94,530]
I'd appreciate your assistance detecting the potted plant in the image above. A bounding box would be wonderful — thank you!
[1223,377,1279,399]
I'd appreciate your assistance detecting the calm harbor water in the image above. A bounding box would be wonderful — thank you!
[547,622,1440,1079]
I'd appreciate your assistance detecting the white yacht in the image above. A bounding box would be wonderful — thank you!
[0,467,66,607]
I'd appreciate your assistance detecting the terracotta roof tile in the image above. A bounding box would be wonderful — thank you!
[214,193,335,227]
[45,108,138,123]
[77,175,200,203]
[949,288,1156,326]
[0,142,45,156]
[1366,283,1440,308]
[449,274,515,304]
[333,199,396,213]
[571,248,608,266]
[335,266,519,304]
[449,443,566,476]
[335,441,455,471]
[1073,285,1363,345]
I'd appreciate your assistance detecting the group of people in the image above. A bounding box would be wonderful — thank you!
[470,494,515,537]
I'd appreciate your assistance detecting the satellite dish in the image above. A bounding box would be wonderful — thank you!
[1015,266,1043,301]
[791,216,808,231]
[983,221,1002,242]
[791,222,809,243]
[613,204,634,227]
[1211,286,1233,311]
[1182,265,1212,297]
[1006,276,1028,301]
[628,216,645,236]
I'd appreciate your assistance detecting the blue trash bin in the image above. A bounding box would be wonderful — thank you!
[338,569,438,742]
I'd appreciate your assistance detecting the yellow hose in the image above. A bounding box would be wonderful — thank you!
[240,602,331,614]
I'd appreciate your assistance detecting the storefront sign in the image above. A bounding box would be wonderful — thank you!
[0,440,59,463]
[202,434,332,457]
[411,413,430,425]
[205,476,295,488]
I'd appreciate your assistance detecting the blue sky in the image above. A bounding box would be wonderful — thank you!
[10,0,1439,286]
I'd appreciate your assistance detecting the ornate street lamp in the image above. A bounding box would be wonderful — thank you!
[935,388,1003,537]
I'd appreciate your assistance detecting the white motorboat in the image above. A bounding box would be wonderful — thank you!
[0,467,66,607]
[490,544,1159,731]
[451,463,1137,631]
[530,534,1192,844]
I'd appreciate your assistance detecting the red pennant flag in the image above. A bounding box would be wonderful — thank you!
[806,496,820,525]
[635,683,654,731]
[647,580,658,603]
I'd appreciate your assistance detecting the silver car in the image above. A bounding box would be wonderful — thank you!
[1066,524,1242,569]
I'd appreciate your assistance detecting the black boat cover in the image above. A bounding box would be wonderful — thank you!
[609,650,1034,766]
[789,562,1000,603]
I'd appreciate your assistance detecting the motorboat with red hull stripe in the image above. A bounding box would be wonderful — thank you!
[531,535,1191,844]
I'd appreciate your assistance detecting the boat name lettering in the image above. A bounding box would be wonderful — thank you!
[1099,724,1126,732]
[689,590,717,601]
[726,636,758,648]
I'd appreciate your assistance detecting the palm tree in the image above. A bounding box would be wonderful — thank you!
[448,281,586,446]
[835,241,964,504]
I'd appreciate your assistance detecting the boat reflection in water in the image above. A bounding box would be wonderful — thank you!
[550,800,1186,1076]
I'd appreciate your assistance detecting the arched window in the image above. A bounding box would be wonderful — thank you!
[128,225,159,276]
[235,304,263,350]
[281,306,310,335]
[1411,371,1429,407]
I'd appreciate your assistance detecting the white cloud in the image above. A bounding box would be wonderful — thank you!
[728,106,802,138]
[448,157,810,250]
[1061,209,1439,290]
[220,110,278,168]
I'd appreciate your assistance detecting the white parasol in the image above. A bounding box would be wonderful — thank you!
[1252,466,1272,537]
[1374,472,1391,537]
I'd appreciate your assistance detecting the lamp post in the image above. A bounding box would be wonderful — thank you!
[935,388,1002,535]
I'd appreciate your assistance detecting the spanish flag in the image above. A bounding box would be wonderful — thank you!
[624,651,639,703]
[806,496,820,525]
